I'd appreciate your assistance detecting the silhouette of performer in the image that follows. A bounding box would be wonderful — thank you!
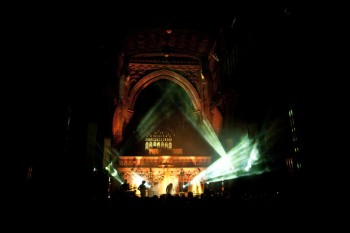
[138,180,147,197]
[166,183,173,195]
[120,179,130,192]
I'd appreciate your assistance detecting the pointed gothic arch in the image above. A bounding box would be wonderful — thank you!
[128,70,201,112]
[113,69,203,145]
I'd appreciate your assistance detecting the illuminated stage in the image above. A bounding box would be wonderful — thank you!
[116,155,211,197]
[110,129,212,196]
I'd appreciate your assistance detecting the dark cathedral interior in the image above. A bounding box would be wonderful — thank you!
[18,3,317,222]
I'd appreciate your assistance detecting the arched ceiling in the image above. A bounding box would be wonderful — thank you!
[97,10,237,60]
[122,28,216,58]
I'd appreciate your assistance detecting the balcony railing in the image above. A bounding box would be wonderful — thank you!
[117,158,211,168]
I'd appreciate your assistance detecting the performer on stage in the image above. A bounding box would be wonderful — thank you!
[120,179,130,192]
[138,180,147,197]
[166,183,174,195]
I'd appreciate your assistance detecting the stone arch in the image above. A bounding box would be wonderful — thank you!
[113,69,203,145]
[127,70,201,112]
